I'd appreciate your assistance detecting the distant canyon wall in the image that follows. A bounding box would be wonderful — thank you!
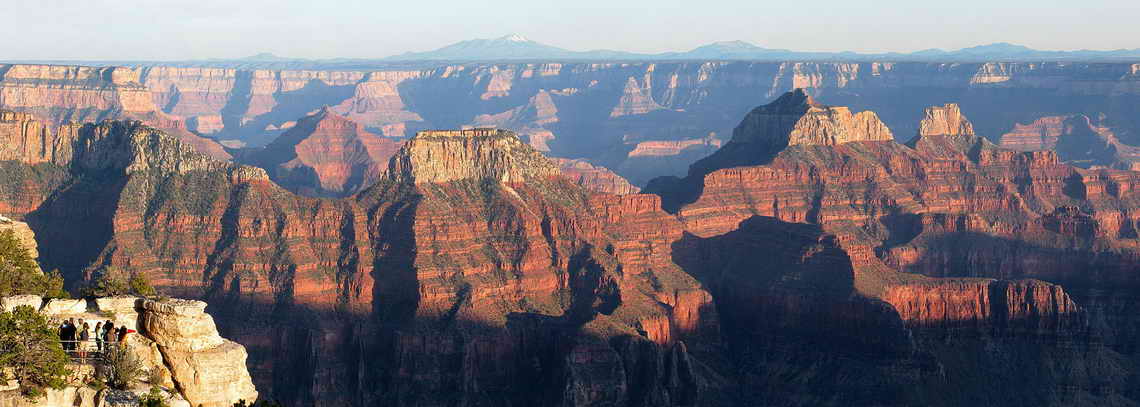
[4,62,1140,186]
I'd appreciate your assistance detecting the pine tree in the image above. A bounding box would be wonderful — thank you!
[0,305,70,398]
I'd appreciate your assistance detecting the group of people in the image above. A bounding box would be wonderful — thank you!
[57,318,134,359]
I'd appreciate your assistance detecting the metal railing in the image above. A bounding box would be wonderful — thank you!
[59,339,124,364]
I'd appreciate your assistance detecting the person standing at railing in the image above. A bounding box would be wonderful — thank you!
[78,321,91,359]
[59,318,76,354]
[103,321,116,348]
[94,321,104,353]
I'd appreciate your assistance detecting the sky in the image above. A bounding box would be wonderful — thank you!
[5,0,1139,60]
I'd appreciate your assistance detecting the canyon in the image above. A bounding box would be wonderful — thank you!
[2,58,1140,406]
[5,61,1140,190]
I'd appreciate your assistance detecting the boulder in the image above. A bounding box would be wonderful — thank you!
[160,341,258,407]
[40,298,87,315]
[95,296,143,330]
[139,299,258,407]
[124,334,175,389]
[95,296,141,314]
[0,294,43,312]
[140,299,223,352]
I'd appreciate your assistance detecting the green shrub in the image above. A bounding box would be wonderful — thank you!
[0,305,70,398]
[82,269,158,298]
[100,342,143,389]
[140,386,170,407]
[81,270,130,297]
[128,273,156,297]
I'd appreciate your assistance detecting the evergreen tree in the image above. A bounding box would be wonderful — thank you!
[0,305,70,398]
[0,229,63,297]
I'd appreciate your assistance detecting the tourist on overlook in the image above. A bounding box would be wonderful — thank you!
[117,326,132,343]
[94,321,103,352]
[103,321,116,347]
[77,321,90,359]
[59,318,76,354]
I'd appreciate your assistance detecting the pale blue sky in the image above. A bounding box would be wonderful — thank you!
[8,0,1139,60]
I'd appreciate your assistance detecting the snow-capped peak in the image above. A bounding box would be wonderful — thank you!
[500,34,529,43]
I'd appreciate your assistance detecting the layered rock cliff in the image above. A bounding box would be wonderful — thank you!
[5,87,1140,405]
[0,118,723,405]
[0,295,257,407]
[650,91,1140,404]
[999,114,1140,169]
[239,108,403,197]
[553,158,641,195]
[7,61,1140,190]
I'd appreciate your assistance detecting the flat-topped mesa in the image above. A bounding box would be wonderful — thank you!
[384,128,561,184]
[688,89,893,177]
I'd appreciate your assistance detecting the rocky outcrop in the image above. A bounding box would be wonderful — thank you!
[5,82,1140,404]
[553,158,640,194]
[7,61,1140,189]
[0,120,721,405]
[384,129,561,184]
[240,108,402,197]
[648,95,1140,404]
[999,114,1140,169]
[0,295,256,407]
[140,300,257,407]
[916,103,975,138]
[0,215,39,261]
[686,88,892,181]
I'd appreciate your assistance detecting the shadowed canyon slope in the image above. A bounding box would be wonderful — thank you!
[651,93,1140,404]
[3,86,1140,405]
[5,61,1140,188]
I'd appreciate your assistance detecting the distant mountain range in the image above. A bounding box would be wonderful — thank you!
[381,35,1140,62]
[8,35,1140,69]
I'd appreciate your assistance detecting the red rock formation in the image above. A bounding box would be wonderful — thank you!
[999,114,1140,169]
[241,108,402,197]
[4,81,1140,405]
[649,92,1139,403]
[686,88,893,179]
[0,119,719,405]
[554,158,640,194]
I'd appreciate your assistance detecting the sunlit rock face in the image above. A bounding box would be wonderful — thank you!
[0,120,721,405]
[7,61,1140,191]
[239,108,403,197]
[4,75,1140,404]
[0,295,256,407]
[646,93,1140,405]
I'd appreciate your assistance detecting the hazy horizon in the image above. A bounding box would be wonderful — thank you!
[6,0,1139,61]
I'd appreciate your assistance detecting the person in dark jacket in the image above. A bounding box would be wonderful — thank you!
[60,318,76,353]
[103,321,116,346]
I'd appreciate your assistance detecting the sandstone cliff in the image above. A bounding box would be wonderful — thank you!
[553,158,641,195]
[240,108,402,197]
[5,86,1140,405]
[0,120,722,405]
[999,114,1140,169]
[10,61,1140,191]
[0,295,257,407]
[687,88,892,182]
[649,92,1140,404]
[384,129,561,184]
